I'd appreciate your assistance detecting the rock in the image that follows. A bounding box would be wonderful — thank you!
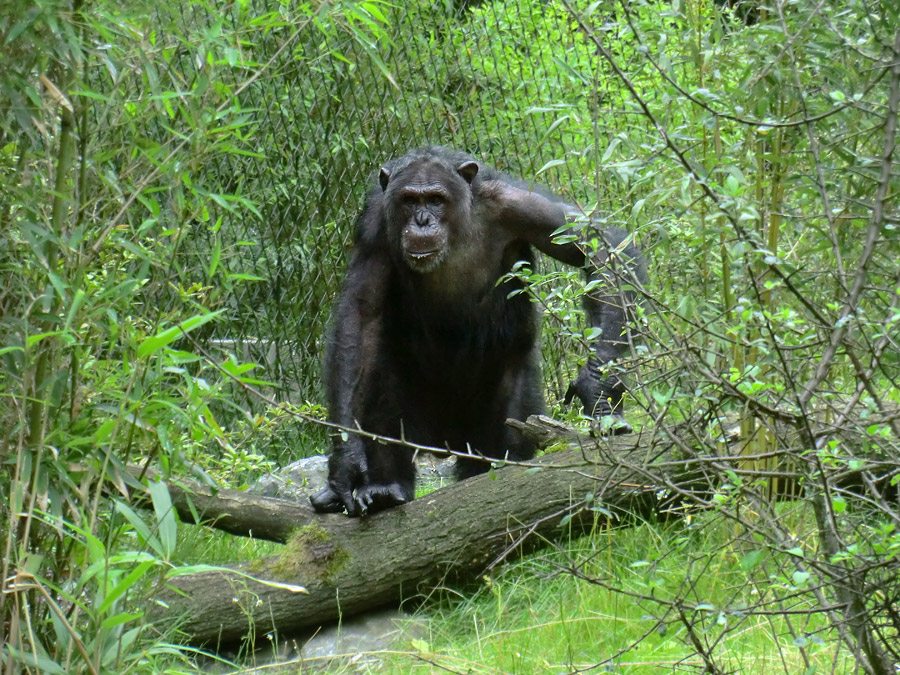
[250,456,329,501]
[201,609,426,673]
[250,454,457,502]
[298,608,426,665]
[413,452,457,493]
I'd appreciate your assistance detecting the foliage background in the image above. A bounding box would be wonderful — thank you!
[1,0,898,673]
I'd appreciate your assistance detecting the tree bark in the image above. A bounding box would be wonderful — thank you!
[163,479,312,543]
[158,421,695,647]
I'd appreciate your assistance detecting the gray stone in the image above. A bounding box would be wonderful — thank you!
[413,452,457,494]
[249,454,457,503]
[298,608,426,664]
[202,609,426,673]
[250,456,329,501]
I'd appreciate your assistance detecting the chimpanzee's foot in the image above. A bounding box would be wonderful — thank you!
[310,486,345,513]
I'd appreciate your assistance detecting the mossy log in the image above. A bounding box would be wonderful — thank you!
[158,419,718,647]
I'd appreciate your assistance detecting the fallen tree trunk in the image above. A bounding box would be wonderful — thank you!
[162,479,312,543]
[159,423,717,647]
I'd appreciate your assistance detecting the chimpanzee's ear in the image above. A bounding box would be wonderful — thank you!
[456,161,478,185]
[379,167,391,192]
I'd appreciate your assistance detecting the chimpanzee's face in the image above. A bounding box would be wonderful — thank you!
[381,158,478,274]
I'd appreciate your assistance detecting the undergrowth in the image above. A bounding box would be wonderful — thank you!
[198,504,849,675]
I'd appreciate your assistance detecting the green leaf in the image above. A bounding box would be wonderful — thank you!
[601,138,621,163]
[114,501,163,557]
[97,560,155,614]
[137,310,223,358]
[831,496,846,514]
[724,174,740,195]
[71,89,114,103]
[536,159,566,175]
[93,420,116,444]
[208,235,222,279]
[148,480,177,559]
[410,638,431,653]
[552,57,587,83]
[26,331,63,348]
[225,273,263,282]
[4,647,67,675]
[64,288,86,331]
[100,612,144,630]
[740,549,764,571]
[165,564,307,593]
[631,198,646,221]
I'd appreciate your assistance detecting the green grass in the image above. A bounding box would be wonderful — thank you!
[170,507,851,674]
[371,512,849,675]
[175,523,283,566]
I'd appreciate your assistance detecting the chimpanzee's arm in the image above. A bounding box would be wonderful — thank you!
[310,246,390,516]
[477,180,647,427]
[476,180,585,265]
[562,226,647,428]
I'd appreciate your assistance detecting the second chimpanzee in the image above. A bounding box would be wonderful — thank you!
[310,147,647,516]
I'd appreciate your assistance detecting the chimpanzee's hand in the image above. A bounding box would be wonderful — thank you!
[565,359,633,435]
[353,482,413,515]
[309,440,369,516]
[310,465,412,516]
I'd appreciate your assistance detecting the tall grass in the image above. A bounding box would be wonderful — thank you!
[241,507,841,675]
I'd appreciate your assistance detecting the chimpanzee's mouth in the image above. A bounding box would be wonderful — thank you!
[404,248,446,273]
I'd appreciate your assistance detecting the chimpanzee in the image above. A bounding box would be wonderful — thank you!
[310,147,646,516]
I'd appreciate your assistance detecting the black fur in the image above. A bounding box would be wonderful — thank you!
[310,147,646,516]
